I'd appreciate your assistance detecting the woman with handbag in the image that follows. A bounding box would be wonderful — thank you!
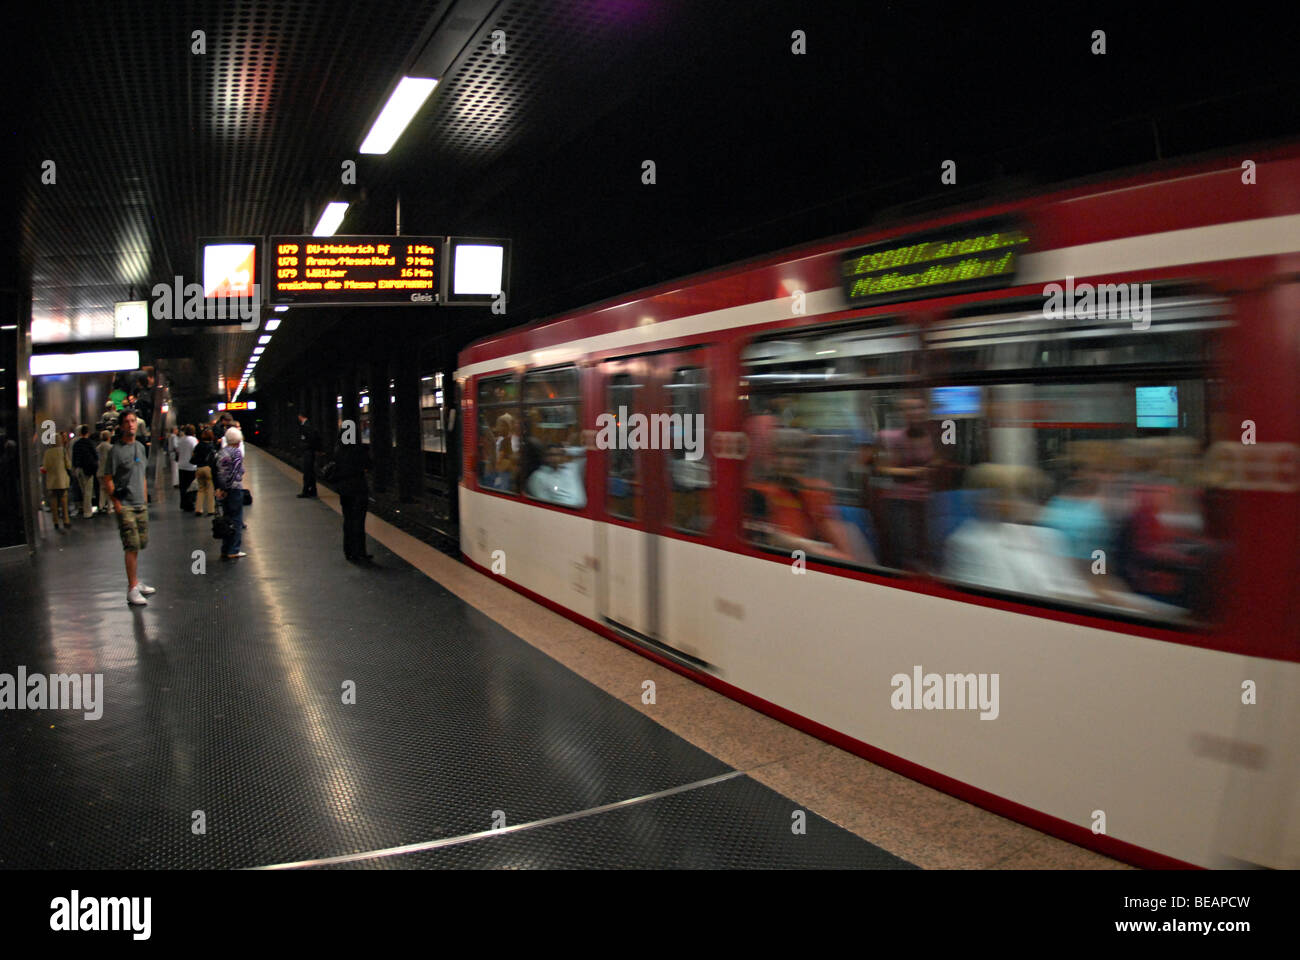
[215,427,247,560]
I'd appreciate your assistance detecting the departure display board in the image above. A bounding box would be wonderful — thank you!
[841,217,1029,307]
[267,236,443,306]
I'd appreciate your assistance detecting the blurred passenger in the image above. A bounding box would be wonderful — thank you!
[492,413,519,486]
[1121,437,1212,611]
[215,427,246,560]
[192,428,217,516]
[41,431,72,530]
[943,463,1092,599]
[748,429,873,564]
[71,425,100,518]
[526,443,586,507]
[877,393,935,569]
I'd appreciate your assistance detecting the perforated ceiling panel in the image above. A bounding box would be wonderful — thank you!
[17,0,680,402]
[19,0,452,394]
[417,0,652,162]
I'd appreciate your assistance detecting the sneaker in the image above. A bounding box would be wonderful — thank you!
[224,551,247,560]
[138,584,157,595]
[127,586,148,606]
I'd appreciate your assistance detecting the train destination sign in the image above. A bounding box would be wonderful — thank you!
[841,217,1030,307]
[267,235,443,306]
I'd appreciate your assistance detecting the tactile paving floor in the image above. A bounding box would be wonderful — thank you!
[0,449,915,870]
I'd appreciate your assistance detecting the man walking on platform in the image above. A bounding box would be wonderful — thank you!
[71,425,99,518]
[297,412,321,498]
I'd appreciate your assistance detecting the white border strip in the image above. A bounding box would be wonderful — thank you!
[249,770,745,869]
[456,214,1300,380]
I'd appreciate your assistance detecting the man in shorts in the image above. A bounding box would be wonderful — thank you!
[102,411,157,606]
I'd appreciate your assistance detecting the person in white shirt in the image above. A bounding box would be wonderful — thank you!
[176,425,200,512]
[525,444,586,508]
[944,463,1093,601]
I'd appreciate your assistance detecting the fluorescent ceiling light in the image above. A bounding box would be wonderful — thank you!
[258,334,272,345]
[265,319,281,331]
[359,76,438,154]
[30,350,141,376]
[253,347,265,355]
[312,202,349,237]
[274,306,289,313]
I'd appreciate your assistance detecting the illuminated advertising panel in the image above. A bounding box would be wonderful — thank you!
[841,217,1029,307]
[267,236,443,306]
[31,349,140,376]
[443,237,510,305]
[113,300,149,338]
[200,238,259,298]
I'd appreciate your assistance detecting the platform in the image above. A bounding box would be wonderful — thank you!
[0,446,1124,869]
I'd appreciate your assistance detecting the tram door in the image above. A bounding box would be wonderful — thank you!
[597,349,710,651]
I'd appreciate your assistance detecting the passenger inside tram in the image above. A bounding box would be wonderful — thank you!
[746,428,875,565]
[524,442,586,507]
[740,377,1219,623]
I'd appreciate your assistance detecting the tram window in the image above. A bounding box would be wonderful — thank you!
[607,373,641,520]
[932,379,1221,625]
[667,367,710,534]
[477,374,520,493]
[741,320,922,570]
[521,366,585,509]
[743,388,925,570]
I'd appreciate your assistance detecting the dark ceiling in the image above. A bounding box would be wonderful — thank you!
[9,1,1300,414]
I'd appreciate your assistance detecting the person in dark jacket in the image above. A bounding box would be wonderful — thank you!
[192,429,217,516]
[332,429,372,562]
[71,425,100,518]
[297,413,321,498]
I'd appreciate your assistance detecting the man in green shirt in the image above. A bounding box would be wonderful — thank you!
[102,412,157,606]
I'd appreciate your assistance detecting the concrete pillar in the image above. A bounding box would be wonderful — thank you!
[369,355,392,493]
[394,347,421,502]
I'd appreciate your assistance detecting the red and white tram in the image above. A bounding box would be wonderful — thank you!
[457,142,1300,868]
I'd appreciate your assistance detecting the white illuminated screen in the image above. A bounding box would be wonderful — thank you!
[453,244,504,296]
[203,243,257,298]
[114,300,149,339]
[31,350,140,376]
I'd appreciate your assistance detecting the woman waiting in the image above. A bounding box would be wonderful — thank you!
[41,431,73,530]
[215,427,246,560]
[192,428,217,517]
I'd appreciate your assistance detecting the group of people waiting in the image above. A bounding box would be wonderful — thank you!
[39,425,113,529]
[38,406,252,604]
